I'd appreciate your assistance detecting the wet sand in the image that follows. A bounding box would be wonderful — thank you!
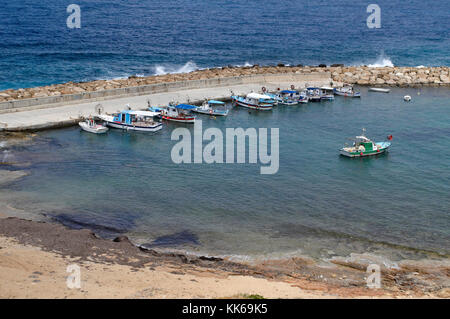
[0,216,448,299]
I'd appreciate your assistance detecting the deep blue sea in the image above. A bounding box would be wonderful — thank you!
[0,0,449,90]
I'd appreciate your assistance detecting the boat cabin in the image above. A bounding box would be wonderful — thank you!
[246,92,275,105]
[112,110,157,126]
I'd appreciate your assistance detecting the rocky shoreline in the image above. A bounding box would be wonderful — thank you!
[0,65,449,102]
[0,216,448,298]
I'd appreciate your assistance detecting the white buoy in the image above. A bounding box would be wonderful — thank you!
[404,95,411,102]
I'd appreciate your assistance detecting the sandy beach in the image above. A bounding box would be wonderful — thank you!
[0,216,448,299]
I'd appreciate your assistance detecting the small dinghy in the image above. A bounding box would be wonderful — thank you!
[403,95,412,101]
[79,118,109,134]
[369,87,390,93]
[192,100,229,116]
[340,129,392,158]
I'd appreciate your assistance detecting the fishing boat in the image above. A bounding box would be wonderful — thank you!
[278,90,301,105]
[98,110,163,132]
[161,104,196,123]
[148,106,164,113]
[334,85,361,98]
[369,87,390,93]
[192,100,229,116]
[320,87,335,101]
[231,92,274,110]
[261,87,280,105]
[78,117,109,134]
[298,90,309,103]
[306,87,322,102]
[340,129,392,157]
[263,92,282,105]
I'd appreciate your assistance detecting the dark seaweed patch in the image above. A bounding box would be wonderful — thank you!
[50,213,131,237]
[143,230,200,248]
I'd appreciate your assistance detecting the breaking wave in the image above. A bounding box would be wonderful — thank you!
[367,52,394,68]
[153,61,199,75]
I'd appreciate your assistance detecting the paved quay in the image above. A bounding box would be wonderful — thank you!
[0,75,330,131]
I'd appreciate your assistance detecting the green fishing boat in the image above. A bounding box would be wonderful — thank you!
[340,129,392,158]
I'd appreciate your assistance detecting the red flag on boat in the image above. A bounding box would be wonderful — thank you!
[387,135,393,140]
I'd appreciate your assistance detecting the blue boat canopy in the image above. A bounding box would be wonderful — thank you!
[176,104,197,110]
[208,100,225,105]
[280,90,297,94]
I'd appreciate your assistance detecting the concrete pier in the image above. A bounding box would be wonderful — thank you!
[0,72,330,131]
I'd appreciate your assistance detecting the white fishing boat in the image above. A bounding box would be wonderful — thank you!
[231,92,274,110]
[161,104,196,123]
[98,110,163,132]
[78,118,109,134]
[320,87,335,100]
[192,100,229,116]
[306,87,322,102]
[403,95,412,101]
[278,90,301,105]
[369,87,391,93]
[334,85,361,98]
[298,90,309,103]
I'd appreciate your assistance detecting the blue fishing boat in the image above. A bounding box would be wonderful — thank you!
[231,92,274,110]
[192,100,229,116]
[99,110,163,132]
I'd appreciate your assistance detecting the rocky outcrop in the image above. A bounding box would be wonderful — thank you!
[0,65,448,102]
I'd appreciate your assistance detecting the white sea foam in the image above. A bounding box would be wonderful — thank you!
[367,53,394,68]
[153,61,199,75]
[233,62,253,67]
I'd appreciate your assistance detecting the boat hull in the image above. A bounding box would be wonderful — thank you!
[232,98,273,110]
[161,115,195,123]
[340,142,390,157]
[369,88,390,93]
[334,91,361,98]
[79,122,109,134]
[278,100,299,106]
[192,109,229,116]
[106,121,163,132]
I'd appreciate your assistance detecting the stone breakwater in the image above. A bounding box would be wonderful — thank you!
[0,65,449,102]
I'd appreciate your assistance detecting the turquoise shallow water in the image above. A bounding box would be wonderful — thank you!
[2,87,450,262]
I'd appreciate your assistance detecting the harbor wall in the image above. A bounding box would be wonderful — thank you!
[0,72,329,112]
